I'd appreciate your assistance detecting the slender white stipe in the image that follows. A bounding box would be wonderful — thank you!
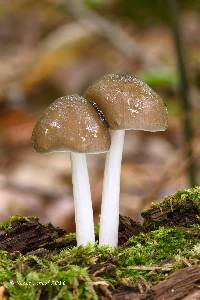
[99,129,125,247]
[71,152,95,246]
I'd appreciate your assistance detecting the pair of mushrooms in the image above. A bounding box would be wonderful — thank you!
[32,74,168,247]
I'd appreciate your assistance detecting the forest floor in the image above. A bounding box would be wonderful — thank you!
[0,187,199,300]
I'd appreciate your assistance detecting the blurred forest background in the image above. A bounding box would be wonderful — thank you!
[0,0,199,232]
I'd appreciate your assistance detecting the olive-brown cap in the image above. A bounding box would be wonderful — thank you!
[32,94,111,154]
[84,73,168,132]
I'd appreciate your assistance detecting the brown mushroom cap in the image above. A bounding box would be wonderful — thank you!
[32,95,111,154]
[84,73,168,132]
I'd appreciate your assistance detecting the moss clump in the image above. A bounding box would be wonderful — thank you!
[0,227,199,299]
[191,223,200,230]
[0,216,38,232]
[0,245,113,300]
[117,227,199,284]
[0,187,199,299]
[142,187,200,230]
[145,186,200,212]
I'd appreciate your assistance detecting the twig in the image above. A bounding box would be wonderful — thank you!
[167,0,197,187]
[125,265,172,272]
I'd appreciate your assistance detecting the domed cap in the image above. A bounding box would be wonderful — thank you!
[84,73,168,132]
[32,94,111,154]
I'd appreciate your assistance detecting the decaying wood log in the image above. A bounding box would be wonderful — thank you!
[113,266,200,300]
[0,216,199,300]
[118,215,144,246]
[151,266,200,300]
[112,287,146,300]
[182,290,200,300]
[142,199,199,230]
[0,217,76,254]
[0,215,142,254]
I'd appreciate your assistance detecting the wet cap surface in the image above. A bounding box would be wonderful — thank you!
[84,73,168,132]
[32,95,111,153]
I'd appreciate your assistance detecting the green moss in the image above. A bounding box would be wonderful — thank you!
[146,187,200,212]
[121,228,196,265]
[63,232,76,241]
[142,187,200,230]
[0,245,113,300]
[116,227,199,284]
[0,226,199,299]
[0,187,199,299]
[0,252,17,283]
[6,266,97,300]
[0,216,37,231]
[191,223,200,230]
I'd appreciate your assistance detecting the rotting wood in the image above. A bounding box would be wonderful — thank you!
[118,215,144,246]
[151,266,200,300]
[142,199,199,230]
[0,217,76,254]
[0,215,199,300]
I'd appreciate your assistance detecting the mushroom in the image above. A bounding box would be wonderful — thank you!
[84,73,168,247]
[32,94,111,246]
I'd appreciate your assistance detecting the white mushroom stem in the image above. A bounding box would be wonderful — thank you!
[99,129,125,247]
[70,152,95,246]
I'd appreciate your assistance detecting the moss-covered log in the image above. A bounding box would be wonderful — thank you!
[142,187,200,231]
[0,216,76,254]
[0,187,199,299]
